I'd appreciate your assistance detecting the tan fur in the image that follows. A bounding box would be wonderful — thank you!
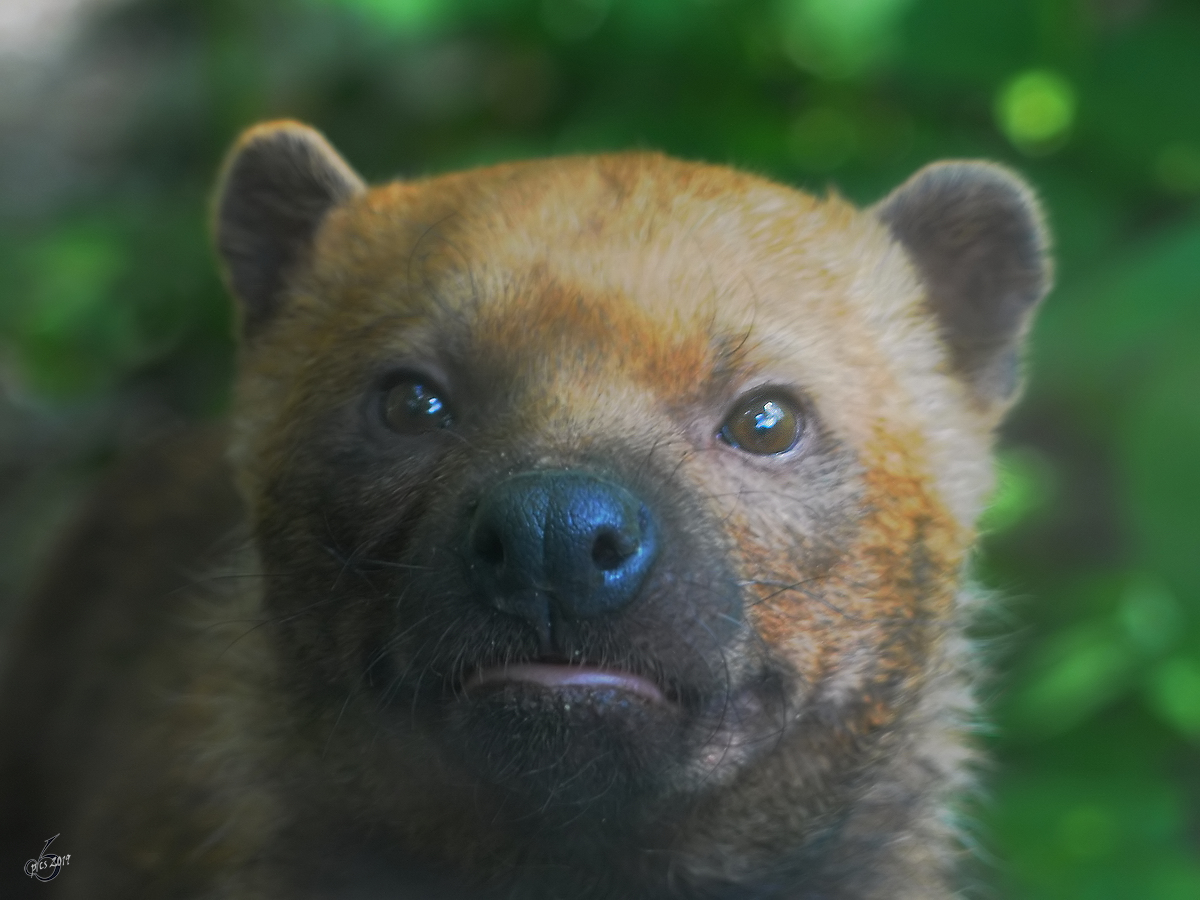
[0,123,1049,899]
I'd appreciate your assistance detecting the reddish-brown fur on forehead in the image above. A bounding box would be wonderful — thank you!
[471,267,720,402]
[297,153,949,434]
[250,154,789,430]
[306,151,835,339]
[289,156,866,420]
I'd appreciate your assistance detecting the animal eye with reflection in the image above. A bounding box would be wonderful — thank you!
[380,376,454,434]
[718,391,803,456]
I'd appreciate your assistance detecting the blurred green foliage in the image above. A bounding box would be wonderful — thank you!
[0,0,1197,896]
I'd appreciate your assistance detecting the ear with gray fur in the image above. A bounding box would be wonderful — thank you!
[875,161,1051,406]
[214,121,365,338]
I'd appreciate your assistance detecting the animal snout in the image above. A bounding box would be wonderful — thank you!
[466,470,659,630]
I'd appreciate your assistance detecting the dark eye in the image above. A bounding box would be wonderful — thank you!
[380,376,454,434]
[718,391,803,456]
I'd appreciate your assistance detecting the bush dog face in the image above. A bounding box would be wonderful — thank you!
[11,122,1049,899]
[206,121,1050,898]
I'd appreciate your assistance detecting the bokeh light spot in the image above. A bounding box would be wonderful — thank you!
[996,69,1076,154]
[780,0,914,80]
[981,446,1055,534]
[313,0,449,34]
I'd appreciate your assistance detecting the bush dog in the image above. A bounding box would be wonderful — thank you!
[0,121,1049,899]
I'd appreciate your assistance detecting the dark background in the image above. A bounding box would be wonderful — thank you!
[0,1,1198,897]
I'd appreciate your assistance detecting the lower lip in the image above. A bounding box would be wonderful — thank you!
[464,663,666,705]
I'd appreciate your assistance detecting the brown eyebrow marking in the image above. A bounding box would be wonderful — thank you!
[458,264,735,403]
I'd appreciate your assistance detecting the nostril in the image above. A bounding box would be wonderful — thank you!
[474,528,506,568]
[591,528,632,571]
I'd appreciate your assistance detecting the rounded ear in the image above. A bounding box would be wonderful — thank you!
[874,161,1052,407]
[213,121,365,338]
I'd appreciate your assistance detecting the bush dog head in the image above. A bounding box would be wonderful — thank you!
[212,121,1049,898]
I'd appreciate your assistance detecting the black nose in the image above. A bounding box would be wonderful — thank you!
[466,470,658,632]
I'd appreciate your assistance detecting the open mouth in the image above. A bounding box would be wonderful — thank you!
[463,662,667,705]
